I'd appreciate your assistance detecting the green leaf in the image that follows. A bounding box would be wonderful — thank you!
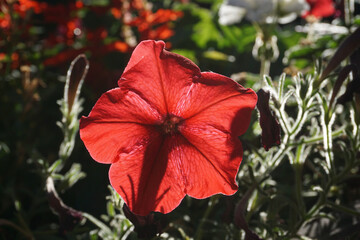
[285,45,319,61]
[106,201,115,217]
[192,7,221,48]
[82,213,112,236]
[319,27,360,82]
[48,159,63,174]
[219,24,256,52]
[278,30,306,49]
[354,15,360,26]
[329,64,357,108]
[172,49,198,64]
[203,50,231,61]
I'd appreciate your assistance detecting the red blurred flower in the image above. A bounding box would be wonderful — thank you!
[129,9,183,41]
[84,60,123,96]
[43,40,129,67]
[43,1,82,24]
[0,52,20,71]
[43,48,84,66]
[0,2,12,36]
[79,40,257,216]
[0,53,5,61]
[86,27,108,44]
[129,0,144,10]
[14,0,47,16]
[110,7,122,19]
[0,12,11,30]
[303,0,335,18]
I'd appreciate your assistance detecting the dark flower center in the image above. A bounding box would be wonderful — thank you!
[162,114,183,135]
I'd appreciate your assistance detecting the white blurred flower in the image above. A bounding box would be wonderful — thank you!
[295,22,349,36]
[218,4,246,25]
[219,0,310,25]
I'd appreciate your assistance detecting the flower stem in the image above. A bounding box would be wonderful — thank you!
[294,163,305,217]
[82,212,113,236]
[0,219,34,240]
[344,0,355,26]
[288,127,345,146]
[260,58,271,82]
[195,195,219,240]
[326,200,360,217]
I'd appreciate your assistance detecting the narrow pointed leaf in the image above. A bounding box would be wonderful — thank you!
[329,64,358,108]
[319,27,360,82]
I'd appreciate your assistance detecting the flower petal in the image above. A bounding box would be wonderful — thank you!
[80,88,161,164]
[218,4,246,25]
[304,0,335,18]
[119,40,201,115]
[109,135,186,216]
[178,125,242,198]
[173,73,256,198]
[176,72,257,136]
[256,89,281,151]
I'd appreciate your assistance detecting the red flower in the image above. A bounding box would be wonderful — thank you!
[129,9,183,41]
[304,0,335,18]
[79,40,257,216]
[0,12,11,30]
[43,48,84,66]
[43,41,129,67]
[15,0,47,16]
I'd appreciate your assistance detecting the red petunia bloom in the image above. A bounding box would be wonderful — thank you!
[303,0,335,18]
[80,40,257,216]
